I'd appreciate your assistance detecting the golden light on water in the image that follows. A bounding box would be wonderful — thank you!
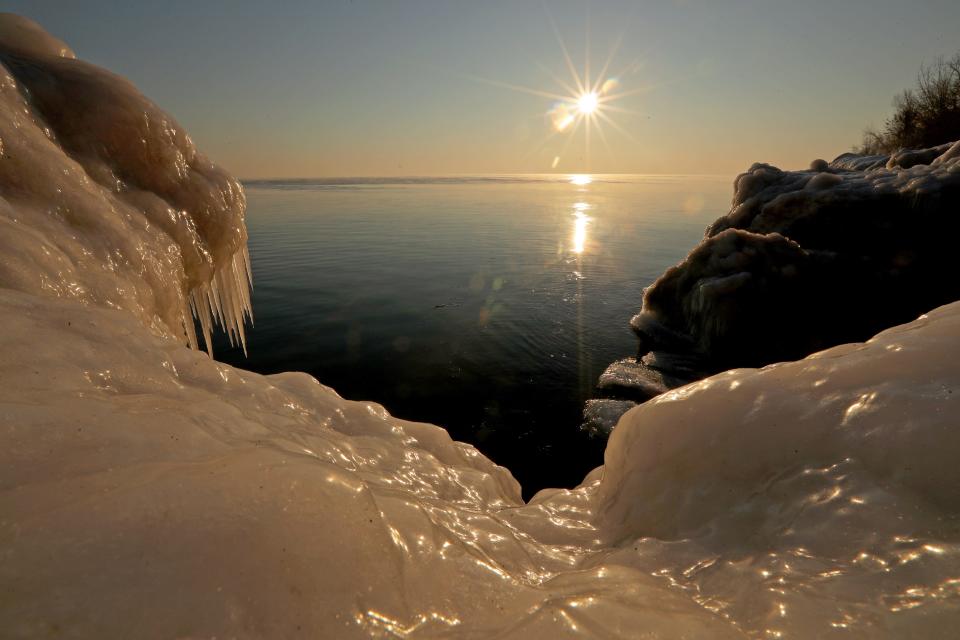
[572,202,591,254]
[570,174,592,185]
[572,213,589,254]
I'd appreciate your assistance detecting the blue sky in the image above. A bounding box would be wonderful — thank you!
[8,0,960,177]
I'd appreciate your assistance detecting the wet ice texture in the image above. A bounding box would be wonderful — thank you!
[634,140,960,375]
[6,285,960,638]
[2,14,960,639]
[0,14,251,355]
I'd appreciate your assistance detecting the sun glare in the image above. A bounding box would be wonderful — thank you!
[536,24,639,169]
[472,16,641,171]
[577,92,599,114]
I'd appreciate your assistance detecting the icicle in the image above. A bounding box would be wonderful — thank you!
[181,247,253,358]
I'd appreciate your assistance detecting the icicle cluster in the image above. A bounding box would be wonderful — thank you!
[186,247,254,355]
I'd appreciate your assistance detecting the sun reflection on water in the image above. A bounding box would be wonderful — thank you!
[572,211,590,254]
[571,200,591,255]
[568,195,593,400]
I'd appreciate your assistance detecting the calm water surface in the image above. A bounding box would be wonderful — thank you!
[214,175,731,496]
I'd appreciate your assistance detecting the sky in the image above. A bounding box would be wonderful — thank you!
[7,0,960,178]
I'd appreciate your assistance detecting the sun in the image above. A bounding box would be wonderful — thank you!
[467,16,642,170]
[577,92,599,115]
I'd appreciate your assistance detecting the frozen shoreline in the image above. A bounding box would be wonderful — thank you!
[585,137,960,435]
[2,13,960,638]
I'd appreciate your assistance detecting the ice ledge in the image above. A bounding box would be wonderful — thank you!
[0,13,251,355]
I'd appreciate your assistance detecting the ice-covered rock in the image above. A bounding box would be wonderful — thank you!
[581,398,638,436]
[597,359,671,401]
[632,138,960,378]
[594,358,698,403]
[582,358,702,436]
[3,14,960,639]
[0,13,251,355]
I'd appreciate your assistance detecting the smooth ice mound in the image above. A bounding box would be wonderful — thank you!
[2,14,960,639]
[7,272,960,638]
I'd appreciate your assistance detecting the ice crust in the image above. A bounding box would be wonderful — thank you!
[581,398,639,436]
[2,14,960,639]
[632,139,960,377]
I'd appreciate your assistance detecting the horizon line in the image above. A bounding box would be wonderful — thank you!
[238,171,736,182]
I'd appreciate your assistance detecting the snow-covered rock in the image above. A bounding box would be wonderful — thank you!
[633,139,960,377]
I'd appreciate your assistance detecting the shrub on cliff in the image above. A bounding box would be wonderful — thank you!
[859,53,960,154]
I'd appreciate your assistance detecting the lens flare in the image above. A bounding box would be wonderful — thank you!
[550,103,576,132]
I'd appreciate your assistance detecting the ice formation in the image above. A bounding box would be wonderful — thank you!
[581,398,638,436]
[631,140,960,379]
[3,14,960,639]
[0,14,251,355]
[581,359,688,435]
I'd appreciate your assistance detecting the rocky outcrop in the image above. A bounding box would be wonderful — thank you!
[586,140,960,433]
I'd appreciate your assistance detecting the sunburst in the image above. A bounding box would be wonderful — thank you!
[462,13,648,171]
[493,15,647,172]
[538,19,648,172]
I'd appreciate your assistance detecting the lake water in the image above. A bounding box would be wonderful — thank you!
[214,175,732,495]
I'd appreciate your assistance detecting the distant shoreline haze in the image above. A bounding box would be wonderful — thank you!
[240,174,735,185]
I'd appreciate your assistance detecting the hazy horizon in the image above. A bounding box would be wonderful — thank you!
[240,171,735,180]
[9,0,960,178]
